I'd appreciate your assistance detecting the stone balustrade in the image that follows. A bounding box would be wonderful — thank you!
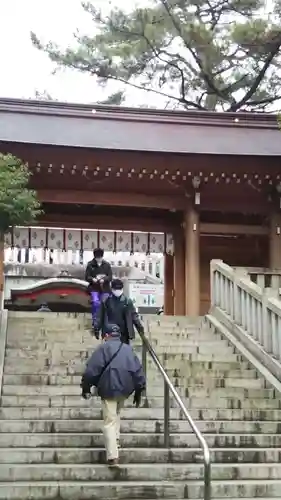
[234,267,281,291]
[211,260,281,372]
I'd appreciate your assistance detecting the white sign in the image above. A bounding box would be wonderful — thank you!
[129,283,164,308]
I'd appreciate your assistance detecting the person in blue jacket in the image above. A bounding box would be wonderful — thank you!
[80,324,146,467]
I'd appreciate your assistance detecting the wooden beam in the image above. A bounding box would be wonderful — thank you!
[200,199,269,215]
[39,213,174,233]
[200,223,268,236]
[37,189,188,211]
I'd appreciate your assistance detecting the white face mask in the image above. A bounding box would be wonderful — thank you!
[112,289,123,298]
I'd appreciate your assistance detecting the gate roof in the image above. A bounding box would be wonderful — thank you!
[0,98,280,156]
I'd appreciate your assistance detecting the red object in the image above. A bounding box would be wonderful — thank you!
[13,288,88,300]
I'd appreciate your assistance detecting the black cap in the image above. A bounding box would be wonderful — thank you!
[104,324,121,338]
[111,278,124,290]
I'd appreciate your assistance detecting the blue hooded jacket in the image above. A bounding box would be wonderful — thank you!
[81,333,146,399]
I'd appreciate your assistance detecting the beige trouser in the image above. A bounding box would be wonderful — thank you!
[101,397,125,460]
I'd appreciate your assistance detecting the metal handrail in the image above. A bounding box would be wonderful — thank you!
[139,325,211,500]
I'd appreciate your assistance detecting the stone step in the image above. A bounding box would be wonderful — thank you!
[1,367,256,381]
[7,324,92,331]
[149,329,209,336]
[7,320,91,327]
[1,385,184,397]
[7,315,90,323]
[1,462,281,481]
[4,344,234,357]
[184,387,274,399]
[0,432,281,448]
[2,372,180,387]
[3,356,158,372]
[1,406,281,421]
[5,313,192,322]
[170,367,258,378]
[0,406,180,420]
[7,324,90,331]
[162,353,245,362]
[150,317,204,323]
[6,321,199,329]
[179,377,266,389]
[0,395,165,408]
[149,322,202,328]
[7,317,198,326]
[6,332,94,341]
[6,312,196,323]
[2,394,279,409]
[0,447,280,464]
[8,311,90,317]
[1,384,274,400]
[7,321,90,328]
[5,339,216,350]
[7,321,91,329]
[151,329,212,336]
[5,324,201,332]
[0,479,280,499]
[162,359,249,368]
[153,336,227,344]
[6,332,211,343]
[2,372,264,386]
[0,418,280,435]
[2,360,253,375]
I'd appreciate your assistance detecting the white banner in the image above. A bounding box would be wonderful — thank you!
[30,228,47,248]
[65,230,81,251]
[82,230,99,251]
[5,228,175,255]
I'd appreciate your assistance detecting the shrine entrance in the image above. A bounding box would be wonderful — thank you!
[3,226,170,313]
[0,98,281,315]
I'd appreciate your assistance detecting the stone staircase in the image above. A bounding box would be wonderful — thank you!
[0,312,281,498]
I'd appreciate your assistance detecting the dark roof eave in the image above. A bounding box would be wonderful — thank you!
[0,98,280,156]
[0,97,278,130]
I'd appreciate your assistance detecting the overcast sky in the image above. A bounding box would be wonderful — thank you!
[0,0,162,105]
[0,0,275,108]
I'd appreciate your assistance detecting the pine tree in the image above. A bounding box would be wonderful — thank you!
[31,0,281,111]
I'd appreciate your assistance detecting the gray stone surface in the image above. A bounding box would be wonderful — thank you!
[0,310,8,398]
[1,311,281,499]
[0,480,281,498]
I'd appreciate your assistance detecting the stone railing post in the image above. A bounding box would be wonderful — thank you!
[210,259,281,364]
[210,259,221,308]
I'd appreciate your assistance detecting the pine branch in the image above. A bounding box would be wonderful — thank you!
[159,0,226,101]
[229,37,281,111]
[96,12,204,109]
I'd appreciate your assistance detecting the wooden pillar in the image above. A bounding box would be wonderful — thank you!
[269,213,281,269]
[184,207,200,316]
[173,228,185,315]
[164,253,174,315]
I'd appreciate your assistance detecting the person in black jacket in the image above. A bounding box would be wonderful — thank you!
[85,248,113,329]
[81,324,146,467]
[93,278,144,343]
